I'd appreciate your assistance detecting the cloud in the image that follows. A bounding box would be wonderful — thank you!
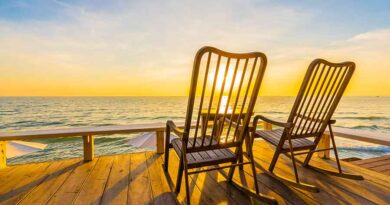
[0,0,311,95]
[0,1,388,96]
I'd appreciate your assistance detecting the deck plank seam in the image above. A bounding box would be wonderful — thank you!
[144,152,158,205]
[125,154,131,205]
[98,157,115,205]
[12,163,52,205]
[254,144,390,204]
[44,160,84,205]
[251,151,355,205]
[238,160,317,205]
[70,157,101,205]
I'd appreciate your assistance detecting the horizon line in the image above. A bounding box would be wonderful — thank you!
[0,95,388,97]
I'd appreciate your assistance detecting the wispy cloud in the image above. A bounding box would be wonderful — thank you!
[0,0,389,96]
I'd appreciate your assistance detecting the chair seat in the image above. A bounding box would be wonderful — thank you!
[255,129,315,151]
[171,138,237,168]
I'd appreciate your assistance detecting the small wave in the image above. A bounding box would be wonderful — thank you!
[346,125,390,131]
[6,121,65,128]
[336,112,358,114]
[336,116,389,120]
[68,123,89,127]
[261,111,289,114]
[338,146,390,153]
[90,123,116,126]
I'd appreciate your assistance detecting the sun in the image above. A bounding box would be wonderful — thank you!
[208,64,242,93]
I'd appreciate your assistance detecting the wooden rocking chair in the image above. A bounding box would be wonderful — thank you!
[163,46,276,204]
[252,59,363,192]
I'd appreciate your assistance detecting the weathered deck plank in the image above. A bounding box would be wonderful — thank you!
[0,140,389,205]
[100,155,130,205]
[127,152,153,204]
[351,155,390,175]
[72,156,114,205]
[47,158,98,205]
[253,140,387,204]
[18,159,81,205]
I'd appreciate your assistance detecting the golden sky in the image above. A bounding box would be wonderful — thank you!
[0,1,389,96]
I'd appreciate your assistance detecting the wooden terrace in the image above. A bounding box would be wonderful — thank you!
[0,123,390,204]
[1,142,390,204]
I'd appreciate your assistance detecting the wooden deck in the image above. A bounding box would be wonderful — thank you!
[0,140,389,205]
[350,155,390,176]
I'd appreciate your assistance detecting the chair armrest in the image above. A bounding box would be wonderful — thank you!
[253,115,292,129]
[166,120,185,138]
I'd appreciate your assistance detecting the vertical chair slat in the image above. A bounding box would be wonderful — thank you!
[311,66,344,133]
[290,63,321,136]
[201,54,221,147]
[300,64,332,136]
[314,65,350,133]
[226,58,249,143]
[233,57,258,143]
[306,65,339,133]
[210,57,231,146]
[193,52,212,149]
[294,63,326,136]
[220,59,240,144]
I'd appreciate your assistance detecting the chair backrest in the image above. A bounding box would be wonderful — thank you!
[184,46,267,151]
[286,59,355,139]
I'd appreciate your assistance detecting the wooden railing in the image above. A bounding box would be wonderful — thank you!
[0,122,389,168]
[261,122,390,159]
[0,123,169,168]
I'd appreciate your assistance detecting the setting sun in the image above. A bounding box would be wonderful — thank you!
[208,64,243,93]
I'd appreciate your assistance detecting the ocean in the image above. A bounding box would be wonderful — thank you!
[1,96,389,165]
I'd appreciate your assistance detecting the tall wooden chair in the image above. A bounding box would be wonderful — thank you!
[252,59,363,192]
[163,46,276,204]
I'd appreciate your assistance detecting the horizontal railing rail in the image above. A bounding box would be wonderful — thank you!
[325,127,390,146]
[0,123,174,168]
[0,121,388,168]
[259,122,390,159]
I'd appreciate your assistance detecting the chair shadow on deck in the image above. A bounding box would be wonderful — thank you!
[216,166,307,205]
[0,160,82,203]
[92,153,162,204]
[251,143,390,205]
[194,170,241,204]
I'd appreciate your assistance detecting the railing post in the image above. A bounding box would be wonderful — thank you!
[317,133,330,159]
[0,141,6,169]
[264,122,272,131]
[156,130,164,154]
[83,135,94,161]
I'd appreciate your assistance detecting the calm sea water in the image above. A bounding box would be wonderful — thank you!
[1,96,389,165]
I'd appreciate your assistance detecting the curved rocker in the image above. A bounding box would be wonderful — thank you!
[162,46,276,204]
[252,59,362,192]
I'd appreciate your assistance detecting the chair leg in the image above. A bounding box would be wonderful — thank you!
[329,126,342,173]
[184,168,191,205]
[175,156,184,193]
[249,152,259,194]
[238,154,244,170]
[228,147,242,181]
[303,125,363,180]
[163,124,171,171]
[227,160,238,182]
[268,151,280,172]
[290,150,300,183]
